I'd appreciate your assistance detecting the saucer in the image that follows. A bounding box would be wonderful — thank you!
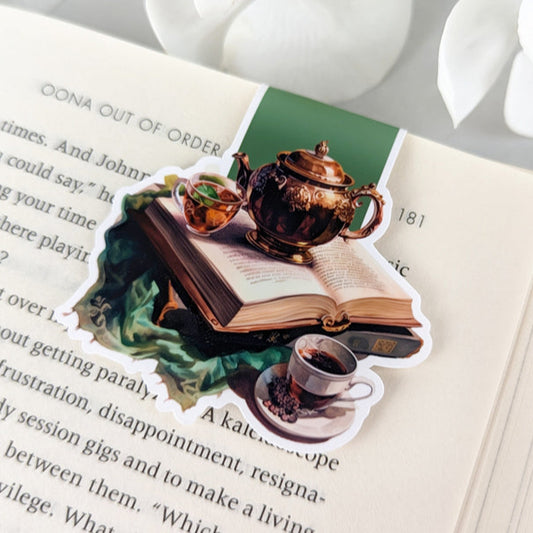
[254,363,356,441]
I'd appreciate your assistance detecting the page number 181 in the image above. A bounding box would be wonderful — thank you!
[398,208,425,228]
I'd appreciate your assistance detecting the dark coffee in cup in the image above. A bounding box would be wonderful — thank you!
[287,334,375,412]
[301,348,348,375]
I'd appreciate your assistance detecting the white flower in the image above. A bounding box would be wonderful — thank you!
[0,0,64,11]
[438,0,533,137]
[145,0,412,104]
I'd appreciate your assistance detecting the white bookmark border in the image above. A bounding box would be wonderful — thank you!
[56,86,431,452]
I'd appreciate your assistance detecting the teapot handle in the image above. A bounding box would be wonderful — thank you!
[341,183,384,239]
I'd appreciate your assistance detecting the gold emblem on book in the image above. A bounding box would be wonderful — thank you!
[372,339,398,354]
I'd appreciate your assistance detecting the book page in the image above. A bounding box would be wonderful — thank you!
[374,134,533,532]
[310,238,410,302]
[175,206,329,303]
[455,282,533,532]
[1,6,533,533]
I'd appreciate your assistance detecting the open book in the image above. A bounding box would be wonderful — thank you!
[138,197,420,332]
[1,5,533,533]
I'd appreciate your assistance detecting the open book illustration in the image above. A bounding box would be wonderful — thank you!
[138,196,421,332]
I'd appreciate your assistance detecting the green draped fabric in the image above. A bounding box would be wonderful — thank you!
[75,186,290,409]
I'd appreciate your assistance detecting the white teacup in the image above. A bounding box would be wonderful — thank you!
[287,334,374,410]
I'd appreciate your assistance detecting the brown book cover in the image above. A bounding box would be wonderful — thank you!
[150,273,423,359]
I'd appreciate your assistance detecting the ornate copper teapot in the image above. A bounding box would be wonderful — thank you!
[233,141,384,264]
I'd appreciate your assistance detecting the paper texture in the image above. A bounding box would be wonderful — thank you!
[456,281,533,532]
[0,6,532,532]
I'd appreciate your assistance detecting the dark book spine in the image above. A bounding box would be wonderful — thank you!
[337,329,422,358]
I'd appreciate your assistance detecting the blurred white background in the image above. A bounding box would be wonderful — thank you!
[11,0,533,170]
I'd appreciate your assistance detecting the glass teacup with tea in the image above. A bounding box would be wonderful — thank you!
[173,172,244,236]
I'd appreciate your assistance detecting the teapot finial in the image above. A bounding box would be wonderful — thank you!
[315,141,329,159]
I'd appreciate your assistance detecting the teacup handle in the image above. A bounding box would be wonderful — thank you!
[172,177,189,212]
[337,376,375,402]
[341,183,384,239]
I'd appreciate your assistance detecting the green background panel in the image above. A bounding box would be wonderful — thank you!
[229,87,399,229]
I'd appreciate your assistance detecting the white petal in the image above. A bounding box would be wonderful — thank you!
[504,50,533,137]
[3,0,64,11]
[221,0,412,104]
[438,0,522,127]
[518,0,533,61]
[194,0,236,19]
[145,0,251,68]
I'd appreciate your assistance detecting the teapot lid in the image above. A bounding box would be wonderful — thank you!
[281,141,354,187]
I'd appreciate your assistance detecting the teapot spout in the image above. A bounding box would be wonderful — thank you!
[233,152,252,190]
